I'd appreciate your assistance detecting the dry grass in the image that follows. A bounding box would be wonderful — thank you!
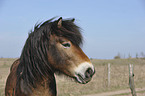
[56,58,145,96]
[0,58,145,96]
[0,58,17,96]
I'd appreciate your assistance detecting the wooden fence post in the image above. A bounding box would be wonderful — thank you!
[108,63,110,87]
[129,64,137,96]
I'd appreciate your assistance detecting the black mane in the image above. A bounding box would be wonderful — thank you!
[17,17,83,88]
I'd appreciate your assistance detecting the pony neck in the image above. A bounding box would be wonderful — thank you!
[17,58,57,95]
[17,71,57,96]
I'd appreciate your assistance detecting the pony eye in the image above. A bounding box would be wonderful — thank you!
[62,42,71,48]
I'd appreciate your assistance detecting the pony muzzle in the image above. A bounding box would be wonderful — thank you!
[74,62,95,84]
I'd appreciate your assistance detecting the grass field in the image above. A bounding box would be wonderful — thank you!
[0,58,145,96]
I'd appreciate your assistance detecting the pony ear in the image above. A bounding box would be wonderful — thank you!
[71,18,75,22]
[57,17,62,28]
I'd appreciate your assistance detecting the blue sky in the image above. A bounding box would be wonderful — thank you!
[0,0,145,59]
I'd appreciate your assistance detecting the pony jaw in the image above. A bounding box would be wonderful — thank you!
[73,62,95,84]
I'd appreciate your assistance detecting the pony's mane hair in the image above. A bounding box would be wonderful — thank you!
[17,17,83,88]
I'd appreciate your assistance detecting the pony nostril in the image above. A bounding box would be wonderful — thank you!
[85,68,93,78]
[74,62,95,84]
